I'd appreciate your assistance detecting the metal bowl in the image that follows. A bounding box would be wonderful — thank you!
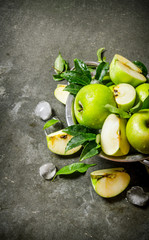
[65,61,149,165]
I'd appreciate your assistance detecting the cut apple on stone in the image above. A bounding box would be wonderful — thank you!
[91,168,130,198]
[46,129,81,155]
[113,83,136,111]
[109,54,146,87]
[54,84,69,104]
[101,114,130,156]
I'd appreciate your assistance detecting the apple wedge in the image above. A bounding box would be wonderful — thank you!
[91,168,130,198]
[109,54,146,87]
[54,84,69,104]
[113,83,136,111]
[101,114,130,156]
[46,129,81,155]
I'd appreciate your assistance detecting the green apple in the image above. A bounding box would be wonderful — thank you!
[101,114,130,156]
[46,129,81,155]
[126,109,149,154]
[54,84,69,104]
[136,83,149,102]
[91,168,130,198]
[74,84,116,129]
[109,54,146,87]
[113,83,136,111]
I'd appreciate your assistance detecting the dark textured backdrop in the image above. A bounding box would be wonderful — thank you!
[0,0,149,239]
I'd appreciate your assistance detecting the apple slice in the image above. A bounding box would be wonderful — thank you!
[54,84,69,104]
[101,114,130,156]
[46,129,81,155]
[109,54,146,87]
[113,83,136,111]
[91,168,130,198]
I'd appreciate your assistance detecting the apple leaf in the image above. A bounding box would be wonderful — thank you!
[95,62,109,82]
[63,84,82,96]
[133,61,148,77]
[141,95,149,109]
[105,104,131,118]
[65,133,96,152]
[63,124,97,136]
[80,141,101,161]
[60,71,91,85]
[54,52,66,74]
[74,59,91,80]
[55,162,96,176]
[43,119,60,130]
[53,74,64,81]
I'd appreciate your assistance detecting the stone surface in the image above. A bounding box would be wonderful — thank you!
[0,0,149,239]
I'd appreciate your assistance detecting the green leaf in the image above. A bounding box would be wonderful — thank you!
[63,84,82,96]
[95,62,109,82]
[104,104,131,118]
[142,95,149,109]
[129,100,142,114]
[80,141,100,161]
[54,52,65,73]
[97,48,106,62]
[74,59,91,80]
[133,61,148,77]
[56,162,96,176]
[61,71,91,85]
[65,133,96,152]
[63,124,96,136]
[53,74,64,81]
[43,119,59,130]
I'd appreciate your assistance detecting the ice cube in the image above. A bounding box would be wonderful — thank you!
[44,116,63,135]
[39,163,56,180]
[126,186,149,207]
[35,101,52,121]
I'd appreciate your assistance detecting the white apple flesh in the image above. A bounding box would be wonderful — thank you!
[113,83,136,111]
[91,168,130,198]
[110,54,146,87]
[54,84,69,105]
[101,114,130,156]
[46,130,81,155]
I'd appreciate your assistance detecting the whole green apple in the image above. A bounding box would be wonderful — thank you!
[74,84,116,129]
[126,109,149,154]
[136,83,149,102]
[109,54,146,87]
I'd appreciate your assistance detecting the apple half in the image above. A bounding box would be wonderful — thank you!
[109,54,146,87]
[91,168,130,198]
[101,114,130,156]
[46,129,81,155]
[113,83,136,111]
[54,84,69,105]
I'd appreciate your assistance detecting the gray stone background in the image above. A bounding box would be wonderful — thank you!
[0,0,149,239]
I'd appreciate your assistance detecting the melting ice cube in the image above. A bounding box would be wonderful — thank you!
[126,186,149,207]
[39,163,56,180]
[35,101,52,121]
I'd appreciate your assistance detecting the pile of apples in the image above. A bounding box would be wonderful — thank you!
[74,54,149,156]
[46,54,149,198]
